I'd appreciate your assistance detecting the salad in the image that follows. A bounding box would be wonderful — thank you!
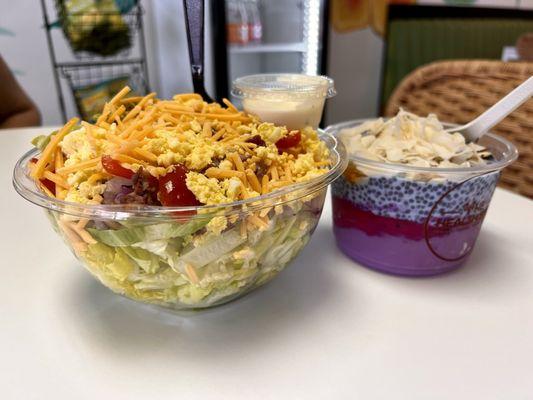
[28,87,333,308]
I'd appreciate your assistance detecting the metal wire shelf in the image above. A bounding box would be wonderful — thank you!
[54,1,142,60]
[40,0,150,122]
[58,60,148,121]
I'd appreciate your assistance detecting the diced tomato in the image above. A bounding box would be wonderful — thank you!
[158,164,201,207]
[275,130,301,151]
[41,178,55,194]
[29,158,55,194]
[101,155,134,179]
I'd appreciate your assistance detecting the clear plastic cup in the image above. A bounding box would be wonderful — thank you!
[232,74,336,130]
[327,119,518,277]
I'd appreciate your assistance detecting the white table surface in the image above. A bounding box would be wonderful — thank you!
[2,127,533,400]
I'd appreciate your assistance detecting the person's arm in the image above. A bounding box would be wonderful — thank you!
[0,56,41,128]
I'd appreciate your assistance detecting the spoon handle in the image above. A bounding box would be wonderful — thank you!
[183,0,208,98]
[460,76,533,141]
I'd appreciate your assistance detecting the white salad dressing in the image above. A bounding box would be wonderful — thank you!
[243,97,326,131]
[232,74,336,130]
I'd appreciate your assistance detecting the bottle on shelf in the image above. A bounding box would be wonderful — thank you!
[245,0,262,44]
[226,0,249,45]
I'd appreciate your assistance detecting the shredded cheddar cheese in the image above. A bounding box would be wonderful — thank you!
[29,87,331,210]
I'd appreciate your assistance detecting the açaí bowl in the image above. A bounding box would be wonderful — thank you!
[13,132,347,310]
[327,119,518,277]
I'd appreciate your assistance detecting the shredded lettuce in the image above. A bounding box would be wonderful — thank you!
[87,217,209,247]
[120,246,161,274]
[31,131,56,151]
[78,205,318,308]
[175,228,246,269]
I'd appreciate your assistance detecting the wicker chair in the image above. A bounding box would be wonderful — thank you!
[385,60,533,199]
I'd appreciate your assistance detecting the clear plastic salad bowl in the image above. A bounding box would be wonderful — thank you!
[13,132,347,310]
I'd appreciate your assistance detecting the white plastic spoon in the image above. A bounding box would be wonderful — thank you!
[447,76,533,142]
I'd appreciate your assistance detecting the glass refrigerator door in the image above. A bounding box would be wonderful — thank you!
[210,0,327,102]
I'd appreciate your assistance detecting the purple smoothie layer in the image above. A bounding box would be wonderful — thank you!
[333,198,483,276]
[331,171,499,276]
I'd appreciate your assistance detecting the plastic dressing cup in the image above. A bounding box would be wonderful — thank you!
[232,74,336,130]
[327,119,518,277]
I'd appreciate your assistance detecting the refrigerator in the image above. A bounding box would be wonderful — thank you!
[209,0,330,103]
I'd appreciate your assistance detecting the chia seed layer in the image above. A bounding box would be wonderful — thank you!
[331,173,499,224]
